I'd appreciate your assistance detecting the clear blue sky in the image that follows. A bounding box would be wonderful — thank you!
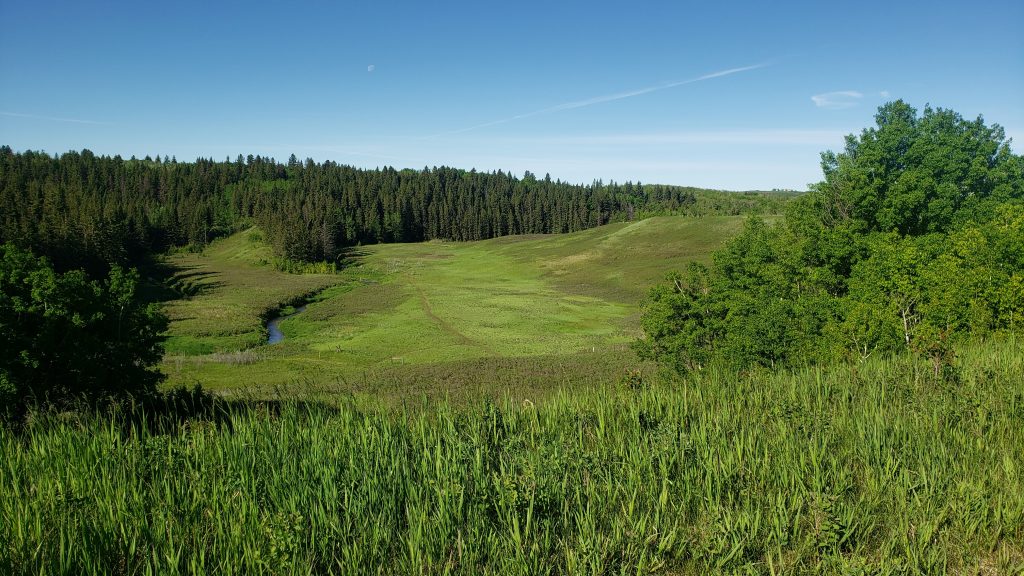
[2,0,1021,190]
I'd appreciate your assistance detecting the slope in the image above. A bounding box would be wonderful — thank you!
[160,215,747,401]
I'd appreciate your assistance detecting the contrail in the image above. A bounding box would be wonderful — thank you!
[0,111,107,125]
[433,63,768,137]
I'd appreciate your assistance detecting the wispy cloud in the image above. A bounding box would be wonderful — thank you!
[434,63,769,137]
[810,91,863,110]
[0,111,108,125]
[490,129,848,147]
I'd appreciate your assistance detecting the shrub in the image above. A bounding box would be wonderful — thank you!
[0,243,167,420]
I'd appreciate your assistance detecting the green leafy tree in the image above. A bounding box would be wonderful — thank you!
[639,101,1024,374]
[636,263,721,372]
[0,244,166,419]
[817,101,1022,235]
[846,233,928,347]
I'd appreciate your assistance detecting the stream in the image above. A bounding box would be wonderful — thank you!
[266,305,307,344]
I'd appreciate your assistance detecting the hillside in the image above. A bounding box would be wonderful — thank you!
[160,215,747,400]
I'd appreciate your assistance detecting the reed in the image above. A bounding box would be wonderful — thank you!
[2,340,1022,574]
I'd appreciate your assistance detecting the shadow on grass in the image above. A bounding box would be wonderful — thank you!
[335,246,368,270]
[139,385,344,433]
[8,385,346,438]
[139,259,225,304]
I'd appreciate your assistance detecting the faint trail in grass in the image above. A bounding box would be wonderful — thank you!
[162,218,742,389]
[412,282,496,355]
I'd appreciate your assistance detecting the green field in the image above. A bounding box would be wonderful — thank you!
[6,340,1022,574]
[160,216,745,400]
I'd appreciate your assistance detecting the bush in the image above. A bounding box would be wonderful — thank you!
[0,243,167,420]
[638,101,1024,373]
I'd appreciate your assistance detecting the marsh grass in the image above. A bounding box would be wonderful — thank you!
[4,339,1022,574]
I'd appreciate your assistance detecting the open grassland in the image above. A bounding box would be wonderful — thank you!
[161,216,745,398]
[4,340,1022,574]
[158,231,343,355]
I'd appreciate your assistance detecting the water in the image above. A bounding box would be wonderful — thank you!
[266,305,307,344]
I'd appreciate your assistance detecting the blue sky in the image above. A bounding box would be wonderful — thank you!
[1,0,1021,190]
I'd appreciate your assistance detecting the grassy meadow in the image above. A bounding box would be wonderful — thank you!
[3,339,1022,574]
[9,212,1022,574]
[160,216,746,400]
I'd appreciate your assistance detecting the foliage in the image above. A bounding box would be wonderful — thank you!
[638,185,798,218]
[270,257,339,275]
[639,101,1024,372]
[819,101,1022,235]
[0,147,787,271]
[3,340,1022,574]
[0,244,166,419]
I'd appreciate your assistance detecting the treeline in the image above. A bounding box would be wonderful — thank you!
[0,149,240,275]
[0,148,731,270]
[242,165,654,262]
[640,185,797,218]
[638,101,1024,373]
[0,145,787,417]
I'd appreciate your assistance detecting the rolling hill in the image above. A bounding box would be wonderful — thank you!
[160,215,748,401]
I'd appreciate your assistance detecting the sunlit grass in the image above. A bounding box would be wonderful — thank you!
[159,229,343,355]
[160,216,745,393]
[4,339,1022,574]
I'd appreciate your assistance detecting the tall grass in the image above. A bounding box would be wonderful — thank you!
[3,340,1023,574]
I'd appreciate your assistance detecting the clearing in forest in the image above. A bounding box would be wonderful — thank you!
[160,215,746,401]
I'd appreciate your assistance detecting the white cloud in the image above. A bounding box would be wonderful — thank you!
[0,111,107,124]
[543,64,769,114]
[434,63,770,136]
[880,90,890,98]
[367,64,375,72]
[457,130,848,147]
[810,91,863,110]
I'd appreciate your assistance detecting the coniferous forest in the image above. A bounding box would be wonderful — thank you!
[0,147,704,273]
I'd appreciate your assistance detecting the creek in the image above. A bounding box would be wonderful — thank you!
[266,305,307,344]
